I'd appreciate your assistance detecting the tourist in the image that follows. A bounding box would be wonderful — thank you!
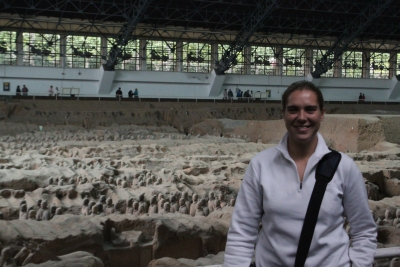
[223,80,377,267]
[128,90,133,98]
[236,89,242,98]
[115,87,123,99]
[48,85,54,96]
[223,89,228,100]
[227,89,233,99]
[133,88,139,99]
[22,85,28,96]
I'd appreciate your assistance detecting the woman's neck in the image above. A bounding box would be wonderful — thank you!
[287,137,318,161]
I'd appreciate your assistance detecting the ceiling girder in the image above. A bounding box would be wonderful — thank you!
[312,0,395,78]
[103,0,154,70]
[214,0,280,75]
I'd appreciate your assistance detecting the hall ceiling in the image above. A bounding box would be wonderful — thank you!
[1,0,400,44]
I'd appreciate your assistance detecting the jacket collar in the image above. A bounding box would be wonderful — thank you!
[276,132,331,162]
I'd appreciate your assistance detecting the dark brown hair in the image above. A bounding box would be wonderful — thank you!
[281,80,324,110]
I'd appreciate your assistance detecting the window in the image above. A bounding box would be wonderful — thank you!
[251,46,277,75]
[341,51,363,78]
[369,52,390,79]
[65,35,101,69]
[145,40,176,71]
[312,49,334,77]
[114,39,140,70]
[282,48,305,76]
[23,33,60,67]
[218,44,245,74]
[182,42,211,73]
[0,31,17,65]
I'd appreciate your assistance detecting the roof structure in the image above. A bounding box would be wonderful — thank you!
[1,0,400,75]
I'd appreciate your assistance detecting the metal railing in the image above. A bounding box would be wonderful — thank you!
[1,93,400,105]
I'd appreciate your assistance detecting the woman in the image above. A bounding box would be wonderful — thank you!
[223,81,376,267]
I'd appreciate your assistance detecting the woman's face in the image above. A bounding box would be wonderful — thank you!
[283,89,324,147]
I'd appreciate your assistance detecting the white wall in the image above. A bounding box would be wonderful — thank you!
[0,65,398,101]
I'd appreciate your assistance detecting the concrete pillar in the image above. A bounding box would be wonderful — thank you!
[304,48,313,75]
[101,36,108,66]
[211,43,218,71]
[140,39,147,71]
[363,51,370,79]
[176,40,183,72]
[206,69,226,96]
[389,51,397,79]
[244,46,252,74]
[60,34,67,68]
[16,31,23,66]
[388,75,400,99]
[97,65,115,94]
[334,55,342,78]
[276,46,283,76]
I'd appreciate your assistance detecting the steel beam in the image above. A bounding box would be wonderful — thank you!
[214,0,279,75]
[312,0,395,78]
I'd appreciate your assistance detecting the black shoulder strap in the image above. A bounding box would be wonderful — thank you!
[294,150,341,267]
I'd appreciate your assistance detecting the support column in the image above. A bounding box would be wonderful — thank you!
[388,75,400,99]
[16,31,23,66]
[140,39,147,71]
[389,51,397,79]
[206,70,226,96]
[60,34,67,68]
[276,46,283,76]
[304,48,313,75]
[334,55,342,78]
[97,65,116,94]
[211,43,218,71]
[176,40,183,72]
[101,36,108,66]
[244,46,252,74]
[363,51,370,79]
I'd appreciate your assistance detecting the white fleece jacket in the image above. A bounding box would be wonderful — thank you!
[223,133,377,267]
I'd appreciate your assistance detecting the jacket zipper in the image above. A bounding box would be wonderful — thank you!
[300,182,302,190]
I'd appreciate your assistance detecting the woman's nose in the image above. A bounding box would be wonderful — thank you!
[298,110,306,121]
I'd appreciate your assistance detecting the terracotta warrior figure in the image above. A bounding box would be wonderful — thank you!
[218,192,227,208]
[125,198,134,214]
[195,199,206,217]
[190,194,199,217]
[132,201,140,216]
[158,199,166,215]
[91,204,99,215]
[214,199,222,211]
[50,204,57,219]
[202,198,210,216]
[36,201,50,221]
[178,198,189,215]
[182,191,190,210]
[138,204,146,216]
[138,193,148,213]
[81,198,90,216]
[162,202,171,215]
[148,195,158,215]
[208,192,216,212]
[169,195,178,213]
[19,204,28,220]
[105,198,115,215]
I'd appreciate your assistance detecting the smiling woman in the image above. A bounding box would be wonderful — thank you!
[223,80,377,267]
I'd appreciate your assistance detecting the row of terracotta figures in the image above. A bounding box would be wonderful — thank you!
[19,199,62,221]
[81,191,236,217]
